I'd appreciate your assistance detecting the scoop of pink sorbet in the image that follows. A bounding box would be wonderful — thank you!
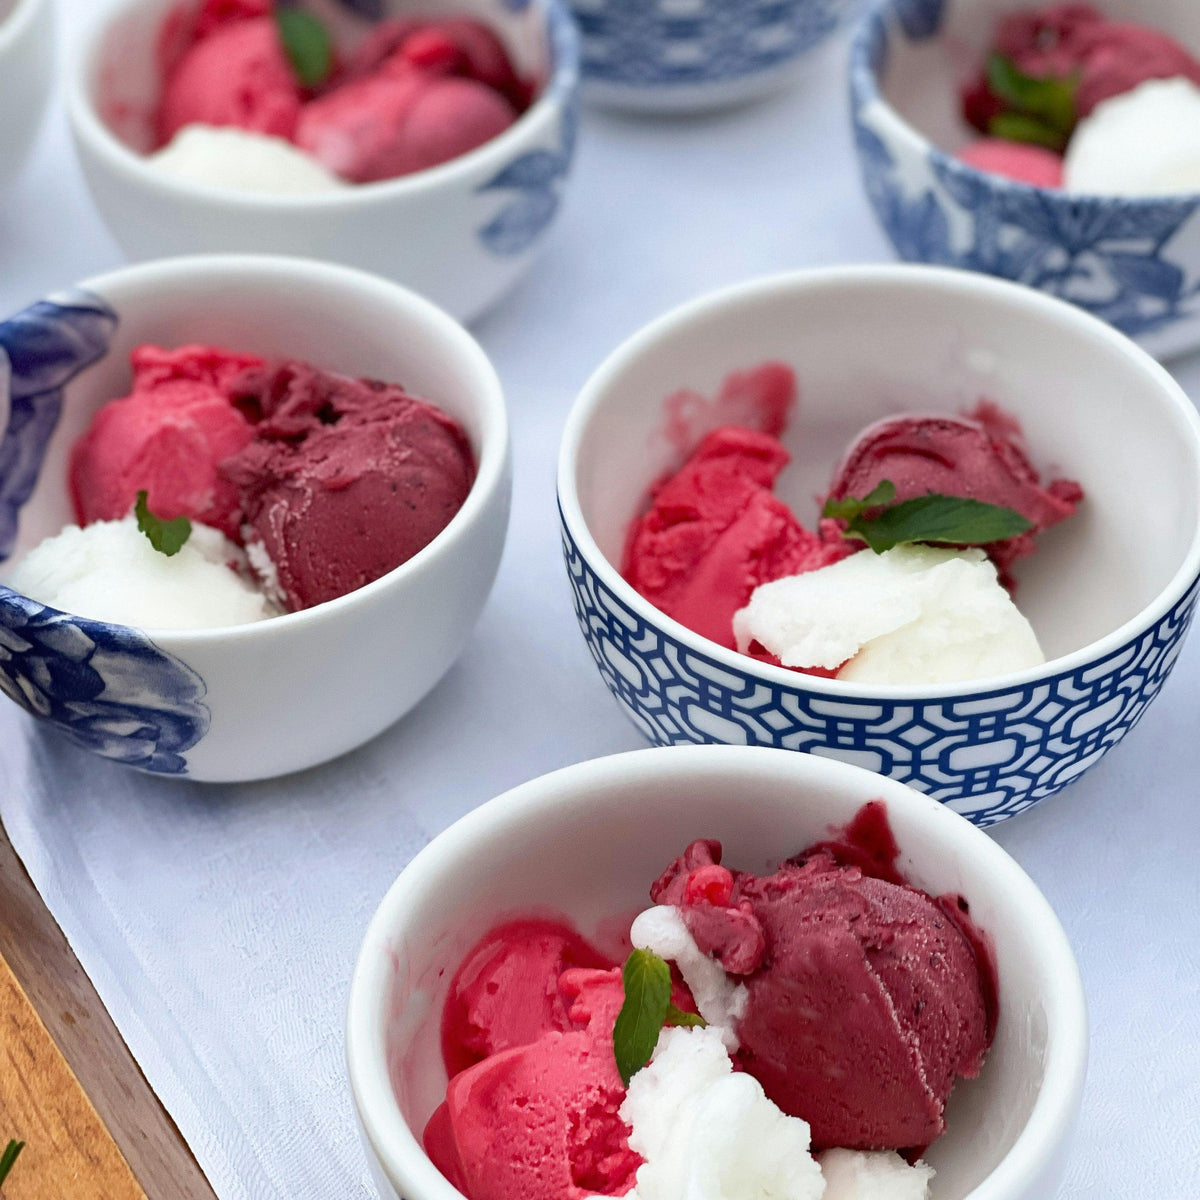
[294,62,516,183]
[69,344,262,540]
[156,14,301,146]
[958,138,1064,187]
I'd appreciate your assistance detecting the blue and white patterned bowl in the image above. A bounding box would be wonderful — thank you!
[0,256,511,781]
[558,265,1200,826]
[571,0,861,112]
[66,0,579,324]
[850,0,1200,360]
[0,0,55,190]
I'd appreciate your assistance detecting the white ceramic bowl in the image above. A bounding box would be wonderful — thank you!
[558,265,1200,825]
[0,0,55,190]
[65,0,579,324]
[347,745,1089,1200]
[571,0,860,113]
[0,255,510,781]
[850,0,1200,360]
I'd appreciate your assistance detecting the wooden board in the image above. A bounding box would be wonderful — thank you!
[0,823,217,1200]
[0,953,146,1200]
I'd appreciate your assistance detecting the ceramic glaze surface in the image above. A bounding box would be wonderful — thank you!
[850,0,1200,358]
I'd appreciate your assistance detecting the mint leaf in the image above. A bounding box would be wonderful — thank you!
[987,112,1064,150]
[834,488,1034,554]
[613,949,672,1086]
[823,479,895,524]
[0,1140,25,1186]
[985,53,1076,150]
[135,490,191,557]
[277,7,333,88]
[665,1004,706,1028]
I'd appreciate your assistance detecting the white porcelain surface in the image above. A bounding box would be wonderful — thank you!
[65,0,579,323]
[0,0,55,190]
[347,745,1089,1200]
[0,255,511,781]
[558,265,1200,822]
[851,0,1200,359]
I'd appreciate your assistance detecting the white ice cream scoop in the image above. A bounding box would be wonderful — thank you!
[1065,77,1200,196]
[6,515,278,629]
[149,125,348,195]
[732,545,1044,685]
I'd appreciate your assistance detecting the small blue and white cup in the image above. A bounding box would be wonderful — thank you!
[66,0,579,324]
[571,0,862,113]
[850,0,1200,360]
[0,256,511,782]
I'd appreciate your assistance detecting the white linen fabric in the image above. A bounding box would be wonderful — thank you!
[1,10,1198,1198]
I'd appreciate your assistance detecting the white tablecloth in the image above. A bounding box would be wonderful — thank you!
[2,9,1198,1198]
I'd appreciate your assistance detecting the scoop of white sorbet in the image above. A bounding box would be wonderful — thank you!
[6,516,278,629]
[620,1024,826,1200]
[149,125,347,194]
[819,1150,934,1200]
[1065,77,1200,196]
[733,545,1044,685]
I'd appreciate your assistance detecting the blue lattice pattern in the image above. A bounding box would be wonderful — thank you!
[849,0,1200,351]
[562,517,1200,826]
[571,0,853,87]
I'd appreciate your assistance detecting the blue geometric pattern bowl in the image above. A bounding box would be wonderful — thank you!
[563,519,1199,827]
[558,266,1200,827]
[849,0,1200,360]
[572,0,861,112]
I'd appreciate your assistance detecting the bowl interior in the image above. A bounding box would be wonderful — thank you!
[877,0,1200,154]
[371,749,1076,1200]
[90,0,554,155]
[6,260,501,563]
[570,271,1200,663]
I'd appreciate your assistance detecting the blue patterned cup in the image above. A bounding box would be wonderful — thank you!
[850,0,1200,360]
[571,0,861,112]
[558,265,1200,826]
[66,0,578,324]
[0,256,511,781]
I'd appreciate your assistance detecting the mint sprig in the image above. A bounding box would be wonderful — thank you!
[824,481,1033,554]
[277,6,333,88]
[0,1140,25,1186]
[612,949,705,1086]
[985,53,1077,151]
[135,490,192,557]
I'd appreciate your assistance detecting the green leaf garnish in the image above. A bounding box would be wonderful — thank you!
[985,53,1077,151]
[0,1140,25,1186]
[135,490,191,557]
[665,1004,706,1028]
[822,479,896,525]
[824,482,1034,554]
[613,949,673,1086]
[276,6,333,88]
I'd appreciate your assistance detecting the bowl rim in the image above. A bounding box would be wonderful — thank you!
[0,252,511,643]
[64,0,579,210]
[557,262,1200,700]
[848,0,1200,205]
[345,743,1089,1200]
[0,0,48,56]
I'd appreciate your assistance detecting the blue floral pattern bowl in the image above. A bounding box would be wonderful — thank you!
[67,0,579,324]
[849,0,1200,360]
[0,256,511,781]
[571,0,862,112]
[557,266,1200,826]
